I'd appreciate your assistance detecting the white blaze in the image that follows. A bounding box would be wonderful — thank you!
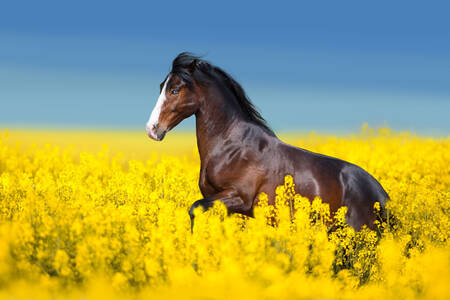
[146,75,170,135]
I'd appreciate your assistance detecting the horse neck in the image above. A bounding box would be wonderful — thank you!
[195,85,246,160]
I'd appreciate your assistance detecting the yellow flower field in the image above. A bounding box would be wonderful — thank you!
[0,126,448,299]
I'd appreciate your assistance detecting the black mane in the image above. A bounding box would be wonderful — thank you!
[171,52,274,135]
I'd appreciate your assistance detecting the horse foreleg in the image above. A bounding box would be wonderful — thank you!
[188,190,246,232]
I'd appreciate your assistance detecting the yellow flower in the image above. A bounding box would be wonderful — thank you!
[0,128,448,300]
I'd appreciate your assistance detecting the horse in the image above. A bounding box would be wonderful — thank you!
[146,52,389,231]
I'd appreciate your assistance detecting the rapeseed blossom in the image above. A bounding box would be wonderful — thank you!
[0,127,448,299]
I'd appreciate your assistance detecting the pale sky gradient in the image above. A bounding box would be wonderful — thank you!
[1,1,449,135]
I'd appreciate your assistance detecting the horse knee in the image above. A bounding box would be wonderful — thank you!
[189,200,204,220]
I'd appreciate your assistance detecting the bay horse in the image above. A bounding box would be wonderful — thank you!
[146,52,389,231]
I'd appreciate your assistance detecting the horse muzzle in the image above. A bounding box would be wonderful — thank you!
[146,123,167,141]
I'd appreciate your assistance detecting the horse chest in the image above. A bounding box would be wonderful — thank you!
[199,157,241,197]
[198,164,219,197]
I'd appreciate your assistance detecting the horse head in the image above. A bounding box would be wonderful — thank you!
[146,53,204,141]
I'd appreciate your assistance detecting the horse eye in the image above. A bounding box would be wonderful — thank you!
[171,89,179,95]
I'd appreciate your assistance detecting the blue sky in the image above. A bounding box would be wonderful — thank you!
[1,1,449,134]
